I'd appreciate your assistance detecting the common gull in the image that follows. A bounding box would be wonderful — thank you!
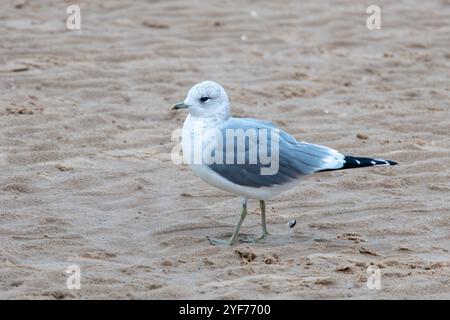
[171,81,397,245]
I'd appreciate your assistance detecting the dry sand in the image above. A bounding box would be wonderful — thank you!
[1,0,449,299]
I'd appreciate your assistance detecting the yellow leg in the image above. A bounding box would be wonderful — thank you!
[207,199,248,246]
[240,200,270,243]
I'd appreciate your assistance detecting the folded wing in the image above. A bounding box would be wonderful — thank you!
[205,118,345,188]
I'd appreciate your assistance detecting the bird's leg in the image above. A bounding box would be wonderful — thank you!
[240,200,270,243]
[207,198,248,246]
[260,200,270,238]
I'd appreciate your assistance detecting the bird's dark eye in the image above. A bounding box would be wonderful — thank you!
[199,96,210,102]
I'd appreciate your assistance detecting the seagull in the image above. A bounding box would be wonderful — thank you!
[171,81,397,246]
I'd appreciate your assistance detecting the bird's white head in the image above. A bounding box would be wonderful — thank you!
[172,81,230,120]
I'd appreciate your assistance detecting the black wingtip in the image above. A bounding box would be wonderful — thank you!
[318,156,398,173]
[387,160,398,166]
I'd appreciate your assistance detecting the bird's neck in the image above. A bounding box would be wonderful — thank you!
[187,109,230,129]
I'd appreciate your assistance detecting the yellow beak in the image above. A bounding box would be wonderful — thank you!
[171,102,189,110]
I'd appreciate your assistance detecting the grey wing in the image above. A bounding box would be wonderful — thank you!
[206,118,345,188]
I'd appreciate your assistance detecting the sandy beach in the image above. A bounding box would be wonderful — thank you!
[0,0,449,299]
